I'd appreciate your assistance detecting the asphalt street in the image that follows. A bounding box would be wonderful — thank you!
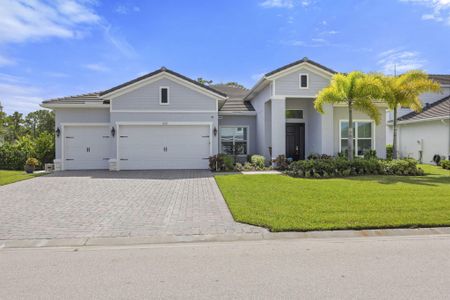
[1,235,450,299]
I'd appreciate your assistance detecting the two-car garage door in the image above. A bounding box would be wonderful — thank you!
[118,125,210,170]
[63,124,211,170]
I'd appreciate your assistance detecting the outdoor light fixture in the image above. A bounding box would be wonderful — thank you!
[55,127,60,137]
[111,126,116,137]
[213,126,217,136]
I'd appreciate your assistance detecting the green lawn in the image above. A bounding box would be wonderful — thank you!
[0,170,43,186]
[215,164,450,232]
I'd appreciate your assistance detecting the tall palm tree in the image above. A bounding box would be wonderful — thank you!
[314,72,384,160]
[378,71,441,159]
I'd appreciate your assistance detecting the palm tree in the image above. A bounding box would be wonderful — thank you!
[314,72,384,160]
[378,71,440,159]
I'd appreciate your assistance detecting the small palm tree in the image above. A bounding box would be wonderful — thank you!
[377,71,441,159]
[314,72,384,160]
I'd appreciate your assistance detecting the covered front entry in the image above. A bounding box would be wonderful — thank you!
[286,123,305,160]
[117,124,211,170]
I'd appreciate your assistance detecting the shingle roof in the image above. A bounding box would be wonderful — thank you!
[212,84,255,112]
[265,57,337,77]
[99,67,227,98]
[42,92,106,104]
[429,74,450,85]
[397,95,450,122]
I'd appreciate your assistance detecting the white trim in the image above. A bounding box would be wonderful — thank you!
[60,123,110,171]
[110,110,217,113]
[338,120,376,156]
[266,62,334,81]
[102,72,227,100]
[299,73,309,89]
[396,116,450,125]
[218,125,250,156]
[159,86,170,105]
[333,103,388,108]
[40,103,109,109]
[272,94,317,99]
[115,121,214,171]
[271,80,276,96]
[219,111,257,116]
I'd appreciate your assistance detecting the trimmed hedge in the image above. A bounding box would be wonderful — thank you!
[286,157,424,178]
[441,160,450,170]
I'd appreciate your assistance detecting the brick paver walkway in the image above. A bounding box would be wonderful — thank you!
[0,170,265,240]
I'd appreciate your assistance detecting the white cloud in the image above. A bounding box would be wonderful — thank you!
[115,4,140,14]
[0,82,43,114]
[0,54,15,66]
[401,0,450,25]
[377,48,426,74]
[260,0,295,9]
[83,63,110,72]
[0,0,100,44]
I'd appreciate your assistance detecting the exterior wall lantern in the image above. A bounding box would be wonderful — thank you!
[213,126,217,136]
[111,126,116,137]
[55,127,60,137]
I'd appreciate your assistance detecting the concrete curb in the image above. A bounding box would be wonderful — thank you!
[1,227,450,249]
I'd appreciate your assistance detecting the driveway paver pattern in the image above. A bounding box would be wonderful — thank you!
[0,170,265,240]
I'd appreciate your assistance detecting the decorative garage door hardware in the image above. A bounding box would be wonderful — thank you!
[86,147,91,152]
[120,135,128,138]
[65,136,74,139]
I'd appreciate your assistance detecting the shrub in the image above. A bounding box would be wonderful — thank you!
[272,155,289,170]
[363,150,377,160]
[386,144,393,160]
[307,153,332,160]
[25,157,39,167]
[209,154,225,171]
[440,160,450,170]
[0,143,28,170]
[223,155,234,171]
[251,155,265,170]
[287,157,421,178]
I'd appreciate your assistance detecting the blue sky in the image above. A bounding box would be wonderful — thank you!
[1,0,450,114]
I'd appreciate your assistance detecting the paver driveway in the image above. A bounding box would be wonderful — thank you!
[0,170,264,240]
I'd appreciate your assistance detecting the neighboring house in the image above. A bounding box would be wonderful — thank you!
[386,75,450,163]
[41,58,388,171]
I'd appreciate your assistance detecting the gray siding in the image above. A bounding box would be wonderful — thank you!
[249,84,272,158]
[54,108,110,159]
[219,115,257,155]
[110,112,219,157]
[274,67,330,97]
[111,77,217,111]
[333,107,387,158]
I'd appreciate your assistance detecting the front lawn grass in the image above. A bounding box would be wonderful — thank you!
[215,164,450,232]
[0,170,43,186]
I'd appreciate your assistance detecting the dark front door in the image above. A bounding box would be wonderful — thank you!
[286,123,305,161]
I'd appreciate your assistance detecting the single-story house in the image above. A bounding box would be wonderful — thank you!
[386,75,450,163]
[41,57,388,171]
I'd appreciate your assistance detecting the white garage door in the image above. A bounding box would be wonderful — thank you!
[118,125,210,170]
[63,125,112,170]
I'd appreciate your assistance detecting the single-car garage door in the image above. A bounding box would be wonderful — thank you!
[63,125,112,170]
[118,125,210,170]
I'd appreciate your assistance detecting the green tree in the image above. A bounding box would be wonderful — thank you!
[377,71,441,159]
[225,82,246,89]
[314,72,384,160]
[25,110,55,138]
[5,111,24,142]
[197,77,213,85]
[0,101,6,143]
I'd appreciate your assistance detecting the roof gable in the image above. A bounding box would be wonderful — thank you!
[265,57,337,78]
[100,67,227,99]
[398,95,450,122]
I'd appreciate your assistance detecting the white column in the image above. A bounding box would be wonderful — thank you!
[271,98,286,161]
[321,104,334,155]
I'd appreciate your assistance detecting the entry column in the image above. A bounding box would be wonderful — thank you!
[271,97,286,162]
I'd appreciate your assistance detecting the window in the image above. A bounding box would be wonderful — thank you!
[299,74,308,89]
[286,109,303,119]
[160,87,169,105]
[220,127,248,155]
[340,121,373,156]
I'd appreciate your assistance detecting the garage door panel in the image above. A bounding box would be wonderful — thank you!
[64,126,111,170]
[119,125,210,170]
